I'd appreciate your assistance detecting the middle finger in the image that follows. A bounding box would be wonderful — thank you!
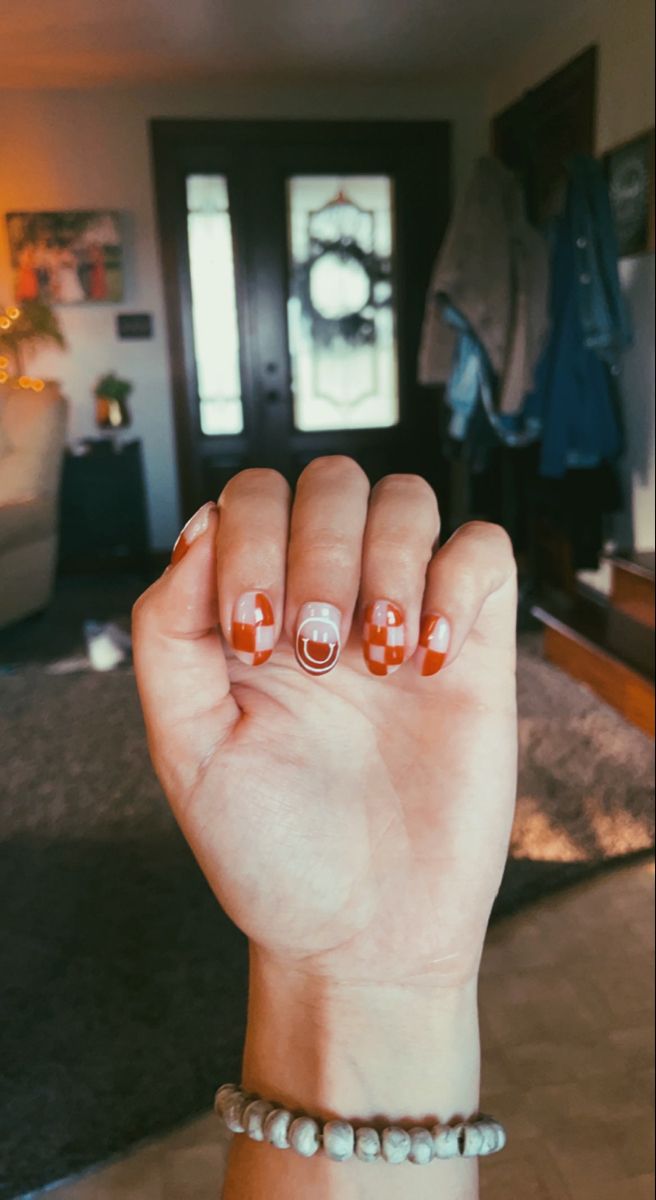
[285,456,370,676]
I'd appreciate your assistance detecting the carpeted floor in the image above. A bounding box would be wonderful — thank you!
[0,583,653,1200]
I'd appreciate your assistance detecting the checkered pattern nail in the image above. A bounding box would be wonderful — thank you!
[295,602,342,675]
[414,612,450,677]
[232,591,276,666]
[362,600,406,677]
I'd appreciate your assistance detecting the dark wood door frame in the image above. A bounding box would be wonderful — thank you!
[492,45,598,223]
[150,119,451,517]
[491,46,599,591]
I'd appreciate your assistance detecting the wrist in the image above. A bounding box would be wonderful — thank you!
[241,944,481,1123]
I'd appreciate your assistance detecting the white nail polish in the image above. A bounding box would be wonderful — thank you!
[295,602,342,675]
[415,613,451,677]
[184,502,213,544]
[171,501,214,564]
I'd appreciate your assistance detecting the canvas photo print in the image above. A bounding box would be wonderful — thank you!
[604,131,655,257]
[6,211,124,304]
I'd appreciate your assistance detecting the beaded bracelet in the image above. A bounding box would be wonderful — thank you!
[214,1084,506,1164]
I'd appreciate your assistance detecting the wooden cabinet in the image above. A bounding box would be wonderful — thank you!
[58,439,148,571]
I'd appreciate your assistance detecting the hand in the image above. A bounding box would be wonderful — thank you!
[133,457,517,993]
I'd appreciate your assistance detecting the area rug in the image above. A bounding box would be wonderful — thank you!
[0,635,653,1199]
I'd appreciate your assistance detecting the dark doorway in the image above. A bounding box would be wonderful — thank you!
[151,119,450,516]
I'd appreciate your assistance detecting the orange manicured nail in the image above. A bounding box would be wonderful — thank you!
[232,591,276,666]
[362,599,405,677]
[414,613,450,676]
[170,502,215,565]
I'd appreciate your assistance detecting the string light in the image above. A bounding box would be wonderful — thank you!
[0,305,47,391]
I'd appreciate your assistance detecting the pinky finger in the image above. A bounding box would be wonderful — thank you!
[414,521,517,677]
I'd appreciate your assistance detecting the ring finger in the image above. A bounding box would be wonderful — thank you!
[361,474,440,677]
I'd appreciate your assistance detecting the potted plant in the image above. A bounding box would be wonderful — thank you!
[0,299,66,387]
[94,371,133,431]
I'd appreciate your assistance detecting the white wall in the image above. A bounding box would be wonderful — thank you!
[617,256,655,551]
[486,0,656,550]
[0,80,485,550]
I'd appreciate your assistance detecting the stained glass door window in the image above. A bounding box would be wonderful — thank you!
[286,176,399,432]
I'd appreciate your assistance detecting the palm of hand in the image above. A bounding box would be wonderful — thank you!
[176,632,516,990]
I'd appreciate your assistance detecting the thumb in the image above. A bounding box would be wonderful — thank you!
[132,503,239,801]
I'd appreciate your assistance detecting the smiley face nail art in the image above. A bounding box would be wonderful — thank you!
[295,602,342,675]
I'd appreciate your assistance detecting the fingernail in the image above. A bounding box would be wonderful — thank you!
[363,599,406,677]
[295,602,342,675]
[232,591,275,666]
[171,502,215,565]
[415,612,451,676]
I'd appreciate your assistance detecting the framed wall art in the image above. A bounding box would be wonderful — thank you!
[6,210,124,304]
[603,130,655,257]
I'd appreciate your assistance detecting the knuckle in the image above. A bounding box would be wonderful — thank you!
[372,473,439,520]
[371,533,427,572]
[220,467,288,502]
[371,475,440,543]
[301,454,369,488]
[460,521,517,573]
[131,586,154,631]
[374,472,436,502]
[296,527,354,567]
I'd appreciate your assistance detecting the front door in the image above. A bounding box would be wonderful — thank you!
[152,119,450,516]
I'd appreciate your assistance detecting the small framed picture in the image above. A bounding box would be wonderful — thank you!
[6,210,124,305]
[603,130,655,257]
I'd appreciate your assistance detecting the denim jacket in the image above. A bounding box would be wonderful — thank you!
[524,156,632,477]
[443,303,541,449]
[569,156,632,365]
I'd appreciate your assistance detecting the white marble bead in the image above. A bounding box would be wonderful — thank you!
[223,1091,252,1134]
[213,1084,238,1117]
[432,1123,462,1159]
[243,1098,275,1142]
[213,1082,506,1164]
[381,1127,411,1164]
[323,1120,355,1161]
[289,1116,321,1158]
[476,1118,507,1156]
[408,1127,434,1164]
[263,1108,293,1149]
[460,1123,486,1157]
[355,1126,382,1162]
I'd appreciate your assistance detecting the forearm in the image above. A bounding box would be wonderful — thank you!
[223,946,480,1200]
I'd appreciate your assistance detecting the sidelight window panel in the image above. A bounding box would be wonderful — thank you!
[186,175,243,435]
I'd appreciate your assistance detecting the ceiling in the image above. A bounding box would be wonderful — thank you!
[3,0,587,89]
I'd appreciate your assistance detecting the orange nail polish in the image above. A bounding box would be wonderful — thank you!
[171,502,214,565]
[415,613,451,676]
[363,600,405,677]
[232,591,276,666]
